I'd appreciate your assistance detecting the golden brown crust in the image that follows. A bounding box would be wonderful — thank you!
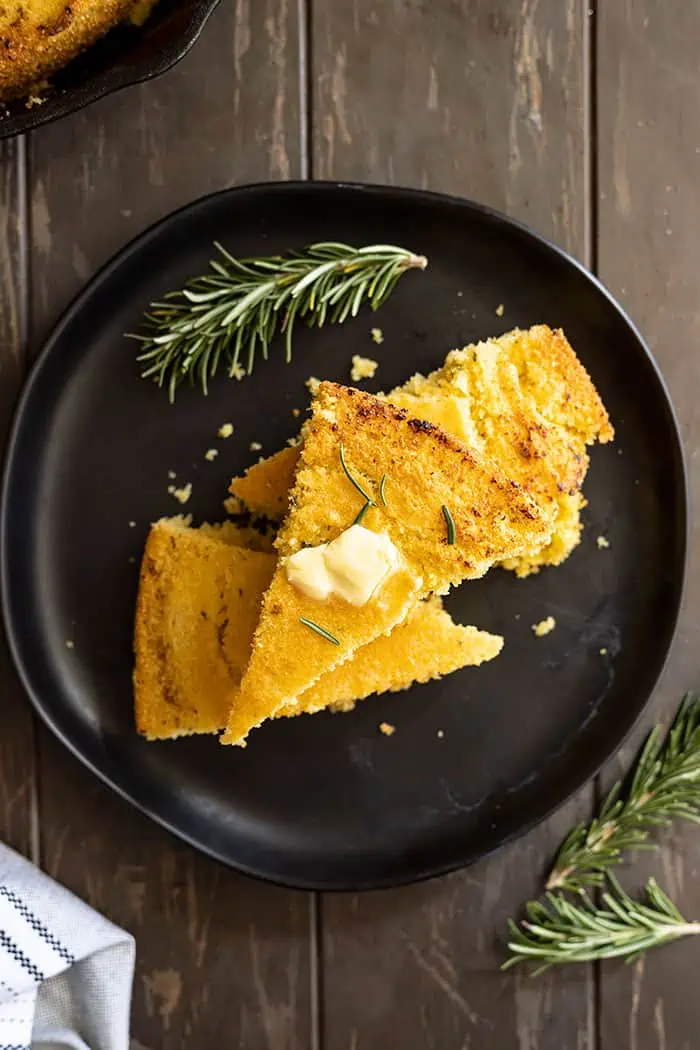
[0,0,135,100]
[221,382,554,745]
[230,326,613,576]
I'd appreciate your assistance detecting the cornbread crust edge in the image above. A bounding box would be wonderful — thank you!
[221,382,554,746]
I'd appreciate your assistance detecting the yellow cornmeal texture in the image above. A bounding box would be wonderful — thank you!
[133,519,503,739]
[287,598,503,715]
[229,326,613,576]
[222,382,554,745]
[133,518,276,740]
[231,445,299,519]
[390,325,613,575]
[0,0,136,99]
[197,518,275,553]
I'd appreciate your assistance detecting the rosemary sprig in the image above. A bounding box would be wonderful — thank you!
[504,876,700,974]
[299,618,340,645]
[131,242,427,401]
[547,694,700,893]
[442,504,456,545]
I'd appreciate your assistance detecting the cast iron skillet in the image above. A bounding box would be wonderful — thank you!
[0,0,220,138]
[0,182,688,889]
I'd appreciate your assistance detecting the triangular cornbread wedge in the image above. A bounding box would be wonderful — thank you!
[133,518,503,739]
[281,598,503,716]
[221,382,555,745]
[230,445,299,520]
[228,326,613,576]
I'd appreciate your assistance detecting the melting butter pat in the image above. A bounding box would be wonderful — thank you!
[285,525,400,606]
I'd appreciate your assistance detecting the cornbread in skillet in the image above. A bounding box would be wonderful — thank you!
[221,382,554,745]
[0,0,136,99]
[229,326,613,576]
[133,518,503,739]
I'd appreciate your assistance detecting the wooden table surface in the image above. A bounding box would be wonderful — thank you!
[1,2,698,1047]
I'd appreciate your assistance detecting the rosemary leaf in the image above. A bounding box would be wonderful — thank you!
[299,618,341,645]
[442,504,456,545]
[354,502,373,526]
[339,444,375,506]
[379,474,388,506]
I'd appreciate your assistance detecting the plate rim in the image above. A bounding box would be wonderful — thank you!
[0,180,689,891]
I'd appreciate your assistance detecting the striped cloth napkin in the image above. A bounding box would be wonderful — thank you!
[0,843,134,1050]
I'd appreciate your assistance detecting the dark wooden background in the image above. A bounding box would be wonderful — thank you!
[1,1,698,1046]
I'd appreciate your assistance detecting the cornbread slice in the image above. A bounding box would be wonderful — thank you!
[133,518,503,739]
[134,518,276,740]
[230,445,299,520]
[284,598,503,716]
[392,325,612,573]
[222,382,554,745]
[229,326,613,575]
[0,0,135,100]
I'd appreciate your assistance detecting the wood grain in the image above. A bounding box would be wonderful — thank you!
[312,1,594,1047]
[27,5,312,1049]
[597,2,700,1046]
[0,139,37,860]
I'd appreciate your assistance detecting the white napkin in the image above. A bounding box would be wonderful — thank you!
[0,844,135,1050]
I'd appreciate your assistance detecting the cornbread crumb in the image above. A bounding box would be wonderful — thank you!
[224,495,245,515]
[250,441,263,452]
[600,647,608,655]
[231,364,246,381]
[287,434,302,447]
[495,303,505,317]
[437,729,445,739]
[370,327,384,345]
[167,485,175,495]
[172,483,193,505]
[167,470,176,479]
[350,354,378,382]
[205,448,218,462]
[306,376,321,395]
[26,95,45,109]
[379,722,396,737]
[532,616,556,637]
[292,408,300,418]
[218,423,234,438]
[65,640,74,649]
[597,535,610,549]
[128,521,136,528]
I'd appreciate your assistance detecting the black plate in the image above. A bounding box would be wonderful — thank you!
[0,0,220,139]
[1,183,687,890]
